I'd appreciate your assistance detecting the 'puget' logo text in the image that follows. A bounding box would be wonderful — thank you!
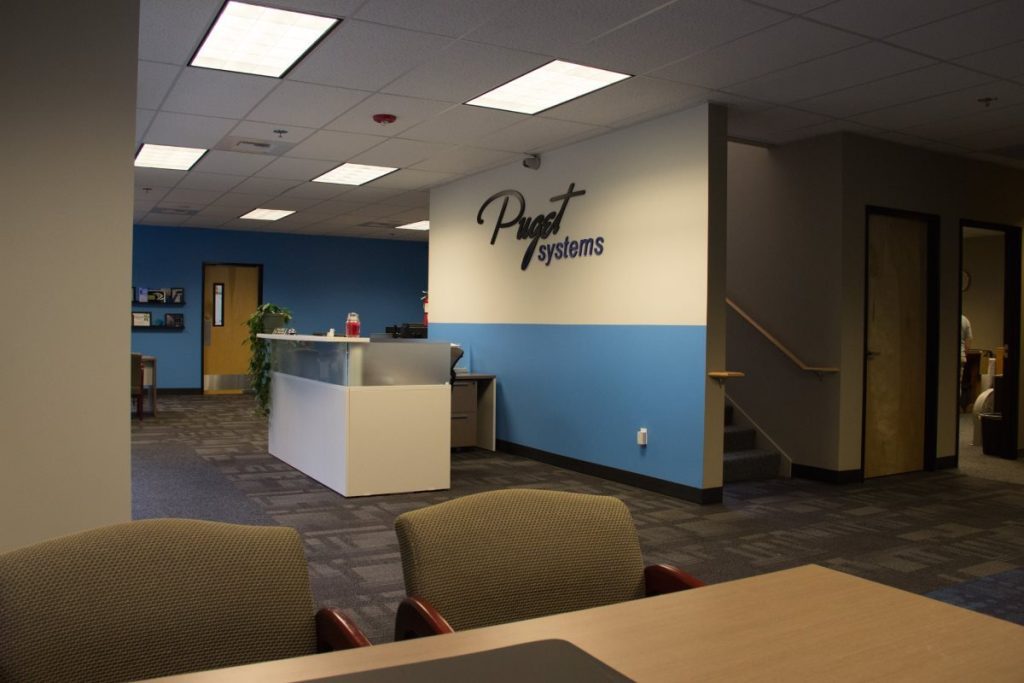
[476,182,604,271]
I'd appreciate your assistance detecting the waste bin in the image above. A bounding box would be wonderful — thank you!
[980,413,1002,456]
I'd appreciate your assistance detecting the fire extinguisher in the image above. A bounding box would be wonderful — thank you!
[421,291,429,326]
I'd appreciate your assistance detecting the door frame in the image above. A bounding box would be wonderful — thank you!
[860,206,941,476]
[199,262,264,391]
[957,219,1022,462]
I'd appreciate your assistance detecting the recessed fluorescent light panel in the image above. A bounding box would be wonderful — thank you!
[191,1,338,78]
[312,163,397,186]
[240,208,295,221]
[396,220,429,231]
[134,144,207,170]
[466,60,631,115]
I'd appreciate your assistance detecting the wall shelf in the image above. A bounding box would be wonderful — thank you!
[132,326,185,331]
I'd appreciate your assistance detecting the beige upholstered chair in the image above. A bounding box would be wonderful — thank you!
[0,519,370,682]
[131,352,144,419]
[393,488,703,640]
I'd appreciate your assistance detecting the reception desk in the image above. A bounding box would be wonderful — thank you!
[258,334,451,497]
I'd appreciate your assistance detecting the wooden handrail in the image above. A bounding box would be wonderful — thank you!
[726,298,839,375]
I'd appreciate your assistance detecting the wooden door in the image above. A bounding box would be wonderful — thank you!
[864,215,927,477]
[203,264,260,394]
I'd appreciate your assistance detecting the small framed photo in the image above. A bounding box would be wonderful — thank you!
[165,313,184,328]
[136,287,148,303]
[169,287,184,304]
[148,289,167,303]
[132,311,152,327]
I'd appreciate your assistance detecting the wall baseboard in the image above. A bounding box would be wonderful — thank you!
[791,464,863,484]
[159,388,203,395]
[496,440,722,504]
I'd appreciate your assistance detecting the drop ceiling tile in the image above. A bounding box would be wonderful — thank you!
[134,167,187,187]
[191,150,275,175]
[807,0,994,38]
[137,61,181,109]
[284,130,386,162]
[183,215,232,228]
[402,105,525,145]
[138,0,219,64]
[136,109,156,144]
[211,193,267,209]
[330,186,405,203]
[140,213,190,226]
[163,187,224,205]
[145,111,237,148]
[254,157,339,180]
[390,207,430,223]
[232,176,303,195]
[412,147,520,174]
[956,41,1024,80]
[276,182,352,200]
[346,204,409,219]
[904,103,1024,141]
[651,19,865,89]
[747,0,833,11]
[466,0,672,54]
[728,106,832,141]
[795,64,993,118]
[229,121,316,145]
[385,190,430,207]
[369,168,458,190]
[308,206,368,222]
[263,0,360,15]
[134,186,171,203]
[355,0,509,37]
[248,82,370,128]
[888,0,1024,60]
[349,138,455,167]
[481,118,605,153]
[287,21,453,91]
[383,40,550,103]
[326,94,454,136]
[726,42,934,104]
[562,0,788,74]
[175,172,246,192]
[257,196,324,211]
[853,80,1024,130]
[162,68,278,119]
[542,77,710,127]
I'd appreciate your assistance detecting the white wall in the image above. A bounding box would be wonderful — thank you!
[1,1,137,551]
[430,104,726,493]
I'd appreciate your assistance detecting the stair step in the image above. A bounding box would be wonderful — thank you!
[724,425,757,452]
[723,449,780,483]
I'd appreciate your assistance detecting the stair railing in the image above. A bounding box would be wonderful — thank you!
[726,298,839,378]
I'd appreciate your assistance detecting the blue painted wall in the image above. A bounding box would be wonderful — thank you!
[132,225,427,388]
[430,323,707,486]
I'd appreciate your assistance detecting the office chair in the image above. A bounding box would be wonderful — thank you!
[0,519,370,682]
[393,488,704,640]
[131,352,144,419]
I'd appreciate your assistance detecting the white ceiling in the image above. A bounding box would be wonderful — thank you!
[135,0,1024,242]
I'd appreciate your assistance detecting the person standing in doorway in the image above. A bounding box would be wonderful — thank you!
[961,314,973,409]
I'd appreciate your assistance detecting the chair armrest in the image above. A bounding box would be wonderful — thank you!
[394,596,454,641]
[316,607,372,651]
[644,563,705,597]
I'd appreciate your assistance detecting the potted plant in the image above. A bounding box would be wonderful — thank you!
[246,303,292,416]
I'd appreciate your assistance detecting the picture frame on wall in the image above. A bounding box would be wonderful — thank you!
[136,287,148,303]
[148,289,167,303]
[165,313,184,328]
[132,311,151,327]
[169,287,184,303]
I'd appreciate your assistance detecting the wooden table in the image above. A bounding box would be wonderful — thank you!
[147,565,1024,681]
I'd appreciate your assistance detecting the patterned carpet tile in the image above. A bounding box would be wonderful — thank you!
[132,395,1024,644]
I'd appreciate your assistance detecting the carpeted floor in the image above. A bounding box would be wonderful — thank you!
[958,412,1024,485]
[133,395,1024,644]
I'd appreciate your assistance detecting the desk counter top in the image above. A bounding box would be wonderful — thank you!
[257,334,369,343]
[147,565,1024,682]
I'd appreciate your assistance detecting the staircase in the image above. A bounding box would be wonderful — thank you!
[723,404,781,483]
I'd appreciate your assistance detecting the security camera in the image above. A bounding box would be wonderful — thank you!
[523,154,541,170]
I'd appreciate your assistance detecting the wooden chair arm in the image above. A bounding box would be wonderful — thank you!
[394,596,454,641]
[644,563,705,597]
[315,607,372,652]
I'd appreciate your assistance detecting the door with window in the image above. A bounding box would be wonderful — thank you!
[203,264,261,394]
